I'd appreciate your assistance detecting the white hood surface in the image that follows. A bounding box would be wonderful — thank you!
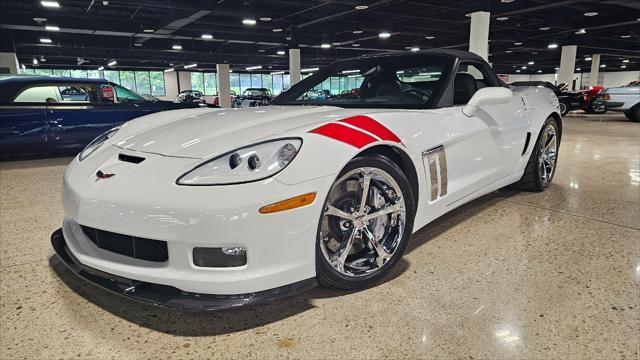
[109,105,381,159]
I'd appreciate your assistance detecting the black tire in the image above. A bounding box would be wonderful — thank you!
[315,155,416,290]
[516,117,561,191]
[559,102,569,116]
[625,104,640,122]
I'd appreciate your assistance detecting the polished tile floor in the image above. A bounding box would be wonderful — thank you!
[1,114,638,359]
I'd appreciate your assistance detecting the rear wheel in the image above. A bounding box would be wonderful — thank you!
[559,102,569,116]
[586,101,607,114]
[315,155,415,290]
[625,104,640,122]
[516,117,560,191]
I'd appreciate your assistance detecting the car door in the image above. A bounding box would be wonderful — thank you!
[0,85,54,155]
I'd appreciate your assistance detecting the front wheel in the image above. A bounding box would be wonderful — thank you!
[516,117,560,191]
[559,102,569,116]
[625,104,640,122]
[316,155,415,290]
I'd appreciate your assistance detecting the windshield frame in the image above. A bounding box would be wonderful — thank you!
[271,54,455,109]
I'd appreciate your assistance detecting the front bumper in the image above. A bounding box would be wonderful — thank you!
[51,229,317,311]
[605,101,624,109]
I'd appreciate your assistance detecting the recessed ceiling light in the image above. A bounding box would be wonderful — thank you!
[352,43,360,47]
[584,12,598,16]
[585,57,592,61]
[576,68,581,71]
[516,70,521,73]
[514,42,522,45]
[45,25,59,31]
[600,64,606,68]
[496,17,509,21]
[424,36,435,39]
[41,1,60,8]
[133,43,143,47]
[528,61,535,65]
[547,43,558,49]
[272,28,282,32]
[410,47,420,52]
[620,35,631,38]
[320,43,331,49]
[378,32,391,39]
[32,58,38,65]
[521,66,527,69]
[621,65,627,69]
[505,50,513,53]
[622,59,629,63]
[172,44,182,50]
[39,38,52,43]
[355,5,368,10]
[575,28,586,34]
[184,63,197,69]
[98,66,104,71]
[33,17,47,23]
[246,65,262,70]
[201,34,213,40]
[276,50,285,55]
[107,60,117,67]
[539,27,551,31]
[259,17,272,21]
[353,30,363,34]
[143,28,154,33]
[242,19,257,25]
[537,70,542,73]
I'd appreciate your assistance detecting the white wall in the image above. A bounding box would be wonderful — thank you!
[0,52,19,74]
[157,70,178,101]
[602,71,640,88]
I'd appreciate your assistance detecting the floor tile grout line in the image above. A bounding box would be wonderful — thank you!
[0,258,48,270]
[502,198,640,231]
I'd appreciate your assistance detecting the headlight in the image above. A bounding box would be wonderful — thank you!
[79,126,120,161]
[177,138,302,185]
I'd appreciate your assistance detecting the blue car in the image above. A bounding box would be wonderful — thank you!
[0,76,211,158]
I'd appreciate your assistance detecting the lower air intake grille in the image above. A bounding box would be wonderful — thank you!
[80,225,168,262]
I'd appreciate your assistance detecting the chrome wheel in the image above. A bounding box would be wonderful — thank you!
[319,167,406,277]
[538,123,558,185]
[559,102,567,115]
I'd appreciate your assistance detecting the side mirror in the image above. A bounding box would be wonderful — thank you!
[463,87,513,117]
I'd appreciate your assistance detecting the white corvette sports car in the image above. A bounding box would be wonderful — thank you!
[52,50,562,310]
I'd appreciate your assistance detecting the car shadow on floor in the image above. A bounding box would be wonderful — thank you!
[48,190,505,337]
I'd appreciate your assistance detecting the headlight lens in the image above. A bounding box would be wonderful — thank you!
[79,126,120,161]
[177,138,302,185]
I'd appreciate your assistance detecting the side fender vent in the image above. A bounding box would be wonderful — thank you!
[522,132,531,156]
[118,153,145,164]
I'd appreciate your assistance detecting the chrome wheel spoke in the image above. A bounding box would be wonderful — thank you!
[359,171,372,212]
[365,203,404,221]
[362,226,391,267]
[325,204,355,220]
[333,229,357,271]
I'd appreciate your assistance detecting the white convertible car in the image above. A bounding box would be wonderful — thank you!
[52,50,562,310]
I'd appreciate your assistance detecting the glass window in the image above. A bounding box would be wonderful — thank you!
[34,69,53,76]
[230,73,240,95]
[119,71,135,91]
[57,85,93,102]
[150,71,165,96]
[13,86,60,103]
[70,69,88,78]
[135,71,151,95]
[283,74,290,91]
[204,72,217,95]
[250,73,262,88]
[190,72,204,93]
[261,74,272,94]
[239,73,251,93]
[52,69,71,77]
[18,68,35,75]
[103,70,120,84]
[87,70,102,79]
[114,84,145,102]
[272,74,283,95]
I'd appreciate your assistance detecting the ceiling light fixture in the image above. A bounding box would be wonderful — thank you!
[134,43,143,47]
[201,34,213,40]
[410,47,420,52]
[505,50,512,53]
[301,67,319,72]
[585,57,592,61]
[537,70,542,73]
[164,68,174,72]
[353,30,363,34]
[21,64,26,69]
[622,59,629,63]
[242,19,257,25]
[621,65,627,69]
[539,27,551,31]
[547,43,558,49]
[259,17,272,21]
[41,1,60,8]
[378,32,391,39]
[341,69,360,74]
[496,17,509,21]
[620,35,631,38]
[272,28,282,32]
[45,25,59,31]
[277,50,285,55]
[576,68,581,71]
[575,28,586,34]
[424,36,435,39]
[584,12,598,16]
[514,42,522,45]
[528,61,535,65]
[33,17,47,23]
[32,58,38,65]
[39,38,52,43]
[352,43,360,47]
[355,5,368,10]
[516,70,521,73]
[143,28,154,33]
[320,43,331,49]
[98,66,104,71]
[521,66,527,69]
[246,65,263,70]
[172,45,182,50]
[271,71,285,75]
[108,60,117,67]
[184,63,197,69]
[600,64,606,68]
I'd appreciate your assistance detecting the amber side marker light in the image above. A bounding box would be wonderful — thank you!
[259,192,317,214]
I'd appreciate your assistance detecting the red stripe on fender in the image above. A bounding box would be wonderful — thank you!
[309,123,377,148]
[339,115,402,143]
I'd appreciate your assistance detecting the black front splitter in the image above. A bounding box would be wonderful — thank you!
[50,228,317,311]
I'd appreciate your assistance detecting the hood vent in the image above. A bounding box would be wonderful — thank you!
[118,153,145,164]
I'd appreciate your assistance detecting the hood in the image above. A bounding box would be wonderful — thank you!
[110,105,378,159]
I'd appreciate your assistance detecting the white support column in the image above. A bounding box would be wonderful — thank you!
[289,48,301,85]
[216,64,231,108]
[558,45,577,90]
[589,54,601,86]
[177,71,192,93]
[468,11,490,61]
[0,52,19,74]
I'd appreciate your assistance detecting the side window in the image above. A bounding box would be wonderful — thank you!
[114,84,144,102]
[58,86,91,102]
[13,86,61,103]
[453,63,491,105]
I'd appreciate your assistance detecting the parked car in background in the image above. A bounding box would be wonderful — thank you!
[212,90,237,107]
[0,76,211,158]
[600,82,640,122]
[233,88,273,108]
[176,89,206,104]
[510,81,606,115]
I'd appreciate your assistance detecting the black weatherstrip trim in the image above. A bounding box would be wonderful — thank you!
[522,132,531,156]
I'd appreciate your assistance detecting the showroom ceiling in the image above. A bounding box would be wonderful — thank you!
[0,0,638,73]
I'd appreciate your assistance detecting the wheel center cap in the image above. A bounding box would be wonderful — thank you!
[353,215,367,229]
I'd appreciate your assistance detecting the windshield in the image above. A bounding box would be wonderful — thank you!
[272,55,452,108]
